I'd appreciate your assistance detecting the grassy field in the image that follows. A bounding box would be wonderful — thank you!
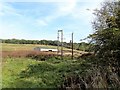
[2,43,89,88]
[2,43,58,51]
[2,43,82,53]
[2,57,87,88]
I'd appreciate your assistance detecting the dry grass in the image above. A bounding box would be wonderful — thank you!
[2,43,58,51]
[2,50,57,58]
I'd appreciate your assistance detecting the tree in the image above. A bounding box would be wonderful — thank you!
[91,0,120,77]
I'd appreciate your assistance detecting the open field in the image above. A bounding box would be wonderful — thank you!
[1,43,92,88]
[2,43,58,51]
[2,43,87,58]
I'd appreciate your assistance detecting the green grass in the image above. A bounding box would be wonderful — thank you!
[2,58,38,88]
[2,57,87,88]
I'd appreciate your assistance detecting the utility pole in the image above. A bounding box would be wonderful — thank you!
[61,30,63,60]
[57,32,59,55]
[57,30,63,60]
[72,32,73,60]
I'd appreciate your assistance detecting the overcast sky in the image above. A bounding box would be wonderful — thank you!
[0,0,104,42]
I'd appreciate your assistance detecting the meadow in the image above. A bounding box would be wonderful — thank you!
[2,43,88,88]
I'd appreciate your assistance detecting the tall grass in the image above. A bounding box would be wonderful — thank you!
[2,57,86,88]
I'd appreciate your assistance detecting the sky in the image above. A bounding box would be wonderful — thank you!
[0,0,104,43]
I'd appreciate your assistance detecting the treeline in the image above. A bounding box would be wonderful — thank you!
[1,39,58,46]
[1,39,91,51]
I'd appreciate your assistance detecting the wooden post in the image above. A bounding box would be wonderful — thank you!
[72,32,73,60]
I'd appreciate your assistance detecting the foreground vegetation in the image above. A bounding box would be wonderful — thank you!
[2,57,89,88]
